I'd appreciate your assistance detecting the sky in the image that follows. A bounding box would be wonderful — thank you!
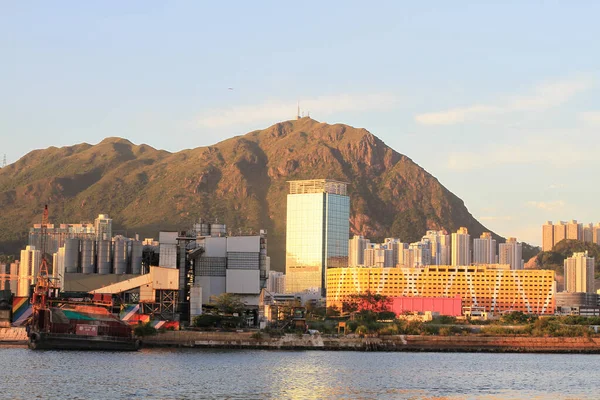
[1,1,599,246]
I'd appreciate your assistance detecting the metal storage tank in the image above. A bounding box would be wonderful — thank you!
[130,240,143,275]
[210,223,226,237]
[64,238,80,273]
[97,240,112,275]
[81,239,95,274]
[113,238,128,274]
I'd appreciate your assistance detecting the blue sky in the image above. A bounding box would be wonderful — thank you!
[2,1,599,246]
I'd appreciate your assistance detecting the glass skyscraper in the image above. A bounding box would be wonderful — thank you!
[285,179,350,296]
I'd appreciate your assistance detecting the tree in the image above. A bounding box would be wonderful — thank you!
[210,293,246,315]
[342,291,391,314]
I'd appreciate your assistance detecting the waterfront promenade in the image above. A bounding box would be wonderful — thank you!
[4,327,600,353]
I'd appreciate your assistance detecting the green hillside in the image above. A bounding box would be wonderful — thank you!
[0,118,506,270]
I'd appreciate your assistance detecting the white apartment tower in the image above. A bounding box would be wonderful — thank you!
[423,230,451,265]
[498,237,523,270]
[364,244,393,268]
[383,238,406,267]
[348,235,370,266]
[267,271,286,294]
[473,232,497,264]
[95,214,113,241]
[451,227,471,266]
[564,251,595,294]
[408,240,431,267]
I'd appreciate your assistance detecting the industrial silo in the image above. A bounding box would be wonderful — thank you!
[64,238,80,273]
[97,240,112,275]
[130,240,143,275]
[81,239,95,274]
[113,238,128,275]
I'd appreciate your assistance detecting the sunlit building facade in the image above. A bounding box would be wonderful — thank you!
[451,227,470,266]
[473,232,497,264]
[348,235,370,266]
[542,221,554,252]
[498,237,523,270]
[326,265,556,314]
[564,252,595,294]
[285,180,349,296]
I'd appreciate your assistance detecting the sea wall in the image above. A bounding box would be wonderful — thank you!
[0,327,27,343]
[142,331,600,353]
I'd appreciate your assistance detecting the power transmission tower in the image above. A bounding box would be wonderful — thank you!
[1,154,5,168]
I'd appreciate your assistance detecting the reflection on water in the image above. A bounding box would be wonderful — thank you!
[1,347,599,399]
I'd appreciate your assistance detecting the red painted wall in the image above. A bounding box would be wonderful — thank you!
[391,296,462,317]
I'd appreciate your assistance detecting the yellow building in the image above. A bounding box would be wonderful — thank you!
[326,265,556,315]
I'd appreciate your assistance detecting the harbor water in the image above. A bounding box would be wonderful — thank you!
[1,347,598,399]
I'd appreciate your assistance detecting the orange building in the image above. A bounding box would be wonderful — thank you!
[326,265,556,315]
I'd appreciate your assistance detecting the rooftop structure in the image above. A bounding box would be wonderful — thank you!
[288,179,348,196]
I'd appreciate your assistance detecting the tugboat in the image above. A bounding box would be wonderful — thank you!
[27,205,139,351]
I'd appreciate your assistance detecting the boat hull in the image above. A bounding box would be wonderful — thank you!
[28,332,140,351]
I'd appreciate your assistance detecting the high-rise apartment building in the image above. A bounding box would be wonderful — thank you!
[364,244,394,268]
[451,227,470,266]
[594,223,600,246]
[543,221,598,249]
[564,251,595,294]
[498,237,523,270]
[407,240,431,267]
[95,214,113,241]
[423,230,451,265]
[582,223,593,243]
[285,179,349,295]
[473,232,497,264]
[566,220,582,241]
[553,221,567,245]
[542,221,554,252]
[348,235,370,266]
[267,271,286,294]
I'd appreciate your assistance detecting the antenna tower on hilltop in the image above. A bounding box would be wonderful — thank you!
[2,154,6,168]
[297,102,301,120]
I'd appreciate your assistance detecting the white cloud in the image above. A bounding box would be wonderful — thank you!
[415,77,593,126]
[195,93,398,128]
[579,111,600,126]
[526,200,565,211]
[446,134,597,171]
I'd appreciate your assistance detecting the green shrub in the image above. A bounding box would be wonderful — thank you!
[134,322,157,337]
[251,332,263,340]
[193,314,220,328]
[439,327,452,336]
[355,325,368,336]
[378,324,399,335]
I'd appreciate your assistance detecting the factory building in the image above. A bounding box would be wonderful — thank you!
[191,231,269,307]
[326,265,556,315]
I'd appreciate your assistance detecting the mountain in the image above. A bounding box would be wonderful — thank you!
[0,118,507,269]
